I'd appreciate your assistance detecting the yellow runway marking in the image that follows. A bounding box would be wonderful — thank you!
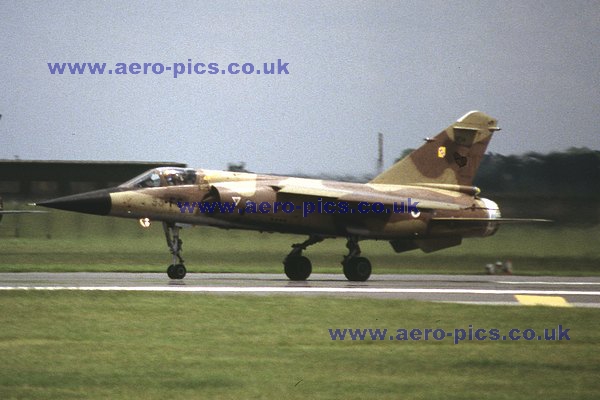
[515,295,571,307]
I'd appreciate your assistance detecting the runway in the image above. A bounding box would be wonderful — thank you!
[1,273,600,307]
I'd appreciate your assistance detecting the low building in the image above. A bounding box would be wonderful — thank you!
[0,160,186,200]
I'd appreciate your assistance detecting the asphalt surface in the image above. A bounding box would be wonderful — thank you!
[1,272,600,307]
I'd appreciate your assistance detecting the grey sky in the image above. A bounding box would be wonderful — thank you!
[1,0,598,176]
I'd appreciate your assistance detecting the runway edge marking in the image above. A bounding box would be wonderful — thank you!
[1,286,600,296]
[515,295,572,307]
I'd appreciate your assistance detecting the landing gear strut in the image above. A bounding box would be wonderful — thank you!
[341,236,372,282]
[283,235,323,281]
[163,222,186,279]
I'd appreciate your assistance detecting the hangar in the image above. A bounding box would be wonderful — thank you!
[0,160,186,200]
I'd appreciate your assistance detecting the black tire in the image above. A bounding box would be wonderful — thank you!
[172,264,187,280]
[167,264,176,279]
[343,257,372,282]
[284,256,312,281]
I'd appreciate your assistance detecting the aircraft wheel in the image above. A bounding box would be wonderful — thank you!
[168,264,186,279]
[284,256,312,281]
[343,257,372,282]
[167,264,176,279]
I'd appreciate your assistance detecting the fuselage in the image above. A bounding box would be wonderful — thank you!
[43,167,500,242]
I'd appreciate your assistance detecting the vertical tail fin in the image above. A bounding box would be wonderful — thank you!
[370,111,500,186]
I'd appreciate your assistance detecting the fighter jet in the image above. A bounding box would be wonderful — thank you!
[37,111,546,281]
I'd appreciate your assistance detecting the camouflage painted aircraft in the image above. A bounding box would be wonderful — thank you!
[37,111,546,281]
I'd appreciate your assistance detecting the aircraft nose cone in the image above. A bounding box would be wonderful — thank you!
[37,188,113,216]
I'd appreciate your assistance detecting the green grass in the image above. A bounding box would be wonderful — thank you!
[1,209,599,275]
[0,291,599,399]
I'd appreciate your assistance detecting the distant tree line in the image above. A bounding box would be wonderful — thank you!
[475,147,600,197]
[473,148,599,225]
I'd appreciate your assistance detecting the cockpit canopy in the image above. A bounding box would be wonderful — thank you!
[121,167,197,188]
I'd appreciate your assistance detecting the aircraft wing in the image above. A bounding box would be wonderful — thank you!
[275,185,463,211]
[276,185,347,199]
[432,217,551,223]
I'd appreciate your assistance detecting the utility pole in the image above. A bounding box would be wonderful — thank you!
[376,132,384,175]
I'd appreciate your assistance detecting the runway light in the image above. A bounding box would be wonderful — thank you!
[139,218,151,228]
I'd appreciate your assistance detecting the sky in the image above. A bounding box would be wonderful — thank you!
[1,0,599,177]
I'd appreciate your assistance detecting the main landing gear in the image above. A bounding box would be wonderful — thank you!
[341,236,372,282]
[163,222,186,280]
[161,224,373,282]
[283,235,323,281]
[282,235,372,282]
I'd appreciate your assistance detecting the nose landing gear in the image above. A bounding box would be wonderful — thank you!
[163,222,186,279]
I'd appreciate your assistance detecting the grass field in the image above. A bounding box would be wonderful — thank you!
[1,209,599,398]
[1,209,599,275]
[1,291,599,399]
